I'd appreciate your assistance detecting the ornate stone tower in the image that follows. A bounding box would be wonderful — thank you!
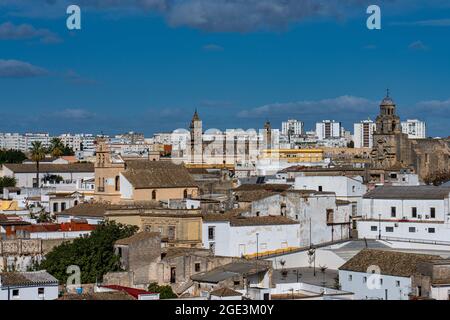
[190,109,203,165]
[371,91,412,169]
[264,120,272,150]
[94,138,125,203]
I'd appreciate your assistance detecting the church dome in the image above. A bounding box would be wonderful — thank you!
[380,90,395,106]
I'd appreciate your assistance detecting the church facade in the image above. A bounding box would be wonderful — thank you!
[370,93,450,181]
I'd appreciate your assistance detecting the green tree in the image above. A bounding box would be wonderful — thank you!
[148,282,177,299]
[30,141,46,188]
[38,221,138,284]
[0,149,27,164]
[0,176,17,188]
[48,138,75,157]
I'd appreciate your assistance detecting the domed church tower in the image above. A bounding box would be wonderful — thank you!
[370,91,413,170]
[374,90,401,135]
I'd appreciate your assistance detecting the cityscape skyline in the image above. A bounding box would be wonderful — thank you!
[1,2,450,136]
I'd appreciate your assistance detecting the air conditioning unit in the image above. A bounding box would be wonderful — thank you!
[394,223,399,228]
[418,215,422,219]
[425,215,430,219]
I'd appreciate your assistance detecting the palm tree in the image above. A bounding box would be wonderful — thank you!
[30,141,46,188]
[49,137,64,158]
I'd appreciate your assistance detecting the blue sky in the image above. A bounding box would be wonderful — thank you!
[0,1,450,137]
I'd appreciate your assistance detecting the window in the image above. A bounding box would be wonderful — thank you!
[170,267,176,284]
[318,186,323,192]
[391,207,396,218]
[396,281,400,287]
[348,275,352,281]
[386,226,394,233]
[233,280,240,286]
[430,208,436,219]
[53,202,59,213]
[412,207,417,218]
[326,209,334,224]
[208,226,215,241]
[209,242,215,254]
[38,288,45,296]
[428,228,436,234]
[195,263,201,272]
[183,189,188,199]
[371,226,378,232]
[168,226,176,240]
[61,202,66,211]
[380,278,383,285]
[115,176,120,191]
[12,289,19,298]
[409,227,416,233]
[152,190,157,200]
[363,277,367,283]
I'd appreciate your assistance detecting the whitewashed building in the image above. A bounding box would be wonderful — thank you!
[353,119,376,148]
[339,249,439,300]
[294,175,366,217]
[249,190,352,246]
[316,120,341,141]
[0,271,59,300]
[202,214,300,257]
[282,119,304,136]
[1,163,94,188]
[401,119,426,139]
[357,186,450,243]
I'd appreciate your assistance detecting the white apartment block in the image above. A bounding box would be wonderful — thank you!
[59,133,83,151]
[357,186,450,243]
[401,119,426,139]
[0,133,25,151]
[316,120,341,140]
[282,119,304,136]
[24,133,50,151]
[353,120,376,148]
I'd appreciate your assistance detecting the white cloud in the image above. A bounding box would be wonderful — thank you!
[0,59,48,78]
[53,108,96,120]
[408,40,429,51]
[0,22,61,43]
[238,95,377,118]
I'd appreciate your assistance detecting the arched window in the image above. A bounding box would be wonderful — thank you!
[152,190,157,200]
[115,176,120,191]
[74,200,79,206]
[184,189,188,199]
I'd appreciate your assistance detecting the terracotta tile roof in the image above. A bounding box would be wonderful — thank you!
[0,214,31,226]
[229,215,298,227]
[191,262,270,284]
[115,231,160,246]
[363,186,450,200]
[122,161,198,189]
[235,190,276,202]
[339,249,440,277]
[57,203,109,217]
[202,209,247,222]
[58,292,134,300]
[3,163,94,173]
[0,271,58,287]
[203,210,298,226]
[100,285,157,299]
[234,184,291,192]
[210,287,242,297]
